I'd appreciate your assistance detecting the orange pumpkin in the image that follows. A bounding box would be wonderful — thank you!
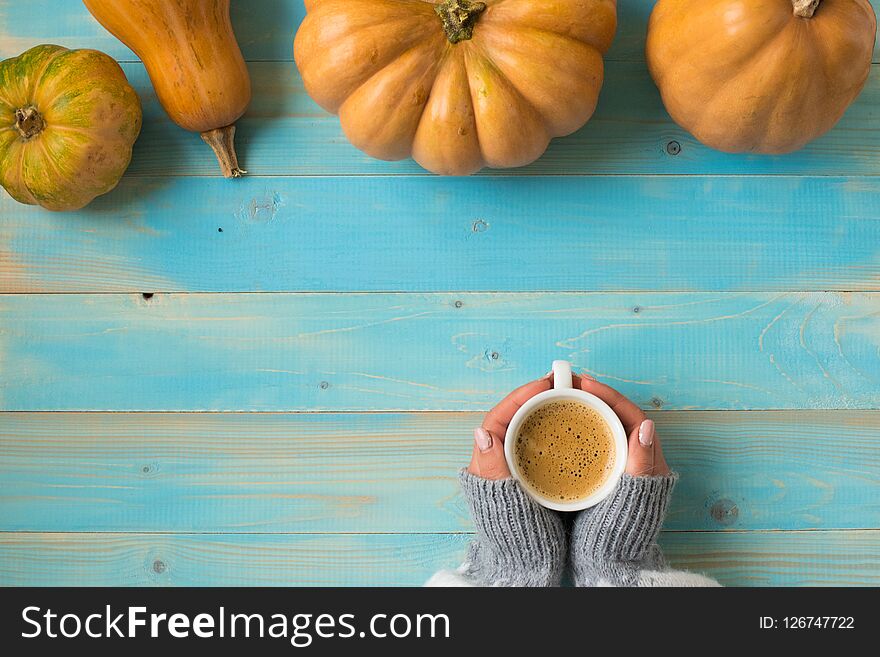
[294,0,617,175]
[646,0,877,154]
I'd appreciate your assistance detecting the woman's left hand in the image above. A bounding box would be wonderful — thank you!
[468,376,552,480]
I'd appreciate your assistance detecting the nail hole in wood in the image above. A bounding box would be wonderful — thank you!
[710,498,739,526]
[454,300,463,308]
[319,381,330,390]
[152,559,167,574]
[651,397,663,408]
[666,140,681,156]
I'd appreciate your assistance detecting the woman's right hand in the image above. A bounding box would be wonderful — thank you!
[571,373,670,477]
[567,373,676,586]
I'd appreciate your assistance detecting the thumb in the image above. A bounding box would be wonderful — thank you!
[467,427,511,480]
[625,419,655,477]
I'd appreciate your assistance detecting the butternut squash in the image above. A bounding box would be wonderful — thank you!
[82,0,252,177]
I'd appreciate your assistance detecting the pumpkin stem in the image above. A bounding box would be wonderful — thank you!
[792,0,821,18]
[435,0,487,44]
[201,125,246,178]
[14,106,45,140]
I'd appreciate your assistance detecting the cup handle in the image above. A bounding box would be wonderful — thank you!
[552,360,573,390]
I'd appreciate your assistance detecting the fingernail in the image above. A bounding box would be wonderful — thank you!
[474,427,493,452]
[638,419,655,447]
[545,370,553,378]
[579,370,596,381]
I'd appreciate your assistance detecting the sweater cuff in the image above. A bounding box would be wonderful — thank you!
[459,470,566,586]
[575,473,677,563]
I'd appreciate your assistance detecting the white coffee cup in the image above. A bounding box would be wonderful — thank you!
[504,360,628,511]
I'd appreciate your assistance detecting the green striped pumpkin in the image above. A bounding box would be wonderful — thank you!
[0,45,141,211]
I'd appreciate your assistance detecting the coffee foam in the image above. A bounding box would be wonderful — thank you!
[514,400,615,503]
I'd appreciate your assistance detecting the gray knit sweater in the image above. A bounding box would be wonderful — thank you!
[426,471,719,587]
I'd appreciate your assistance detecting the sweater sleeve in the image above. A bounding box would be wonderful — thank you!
[570,473,720,587]
[426,470,566,587]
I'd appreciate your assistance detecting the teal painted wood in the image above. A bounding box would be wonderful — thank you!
[0,531,876,586]
[659,530,880,587]
[0,411,877,533]
[2,0,877,63]
[4,176,880,293]
[0,532,469,587]
[1,293,878,411]
[100,61,878,177]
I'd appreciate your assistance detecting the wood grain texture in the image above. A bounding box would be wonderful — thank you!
[0,532,468,587]
[110,62,880,177]
[1,0,877,63]
[0,411,877,533]
[3,176,880,294]
[1,293,878,412]
[659,530,880,587]
[0,531,876,587]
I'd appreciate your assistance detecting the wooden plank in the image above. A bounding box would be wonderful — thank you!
[659,530,880,587]
[2,0,878,63]
[100,61,880,177]
[0,530,875,586]
[0,411,877,533]
[3,177,880,294]
[0,532,469,587]
[1,293,878,411]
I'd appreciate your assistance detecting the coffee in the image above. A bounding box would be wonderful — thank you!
[513,400,616,503]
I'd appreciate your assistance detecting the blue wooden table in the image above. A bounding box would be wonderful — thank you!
[1,0,879,586]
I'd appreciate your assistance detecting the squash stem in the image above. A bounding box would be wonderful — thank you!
[435,0,487,44]
[14,106,45,140]
[792,0,821,17]
[201,125,246,178]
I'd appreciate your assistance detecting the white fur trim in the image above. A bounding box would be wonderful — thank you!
[425,569,477,587]
[636,569,721,587]
[425,567,720,588]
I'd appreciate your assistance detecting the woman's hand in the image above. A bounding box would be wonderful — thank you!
[467,371,669,479]
[568,374,676,586]
[468,376,552,480]
[461,375,566,586]
[571,373,670,477]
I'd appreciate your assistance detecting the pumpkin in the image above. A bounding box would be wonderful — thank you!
[294,0,617,175]
[82,0,252,177]
[646,0,877,154]
[0,44,142,212]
